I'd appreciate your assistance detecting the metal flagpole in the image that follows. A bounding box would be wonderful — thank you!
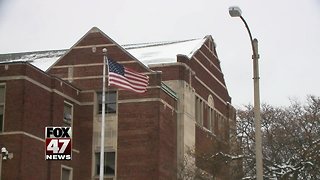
[99,48,108,180]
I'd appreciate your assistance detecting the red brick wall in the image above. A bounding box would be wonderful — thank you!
[0,135,24,180]
[195,125,230,179]
[76,32,114,47]
[23,80,52,137]
[77,105,94,180]
[190,40,233,179]
[158,103,177,180]
[0,63,83,180]
[2,79,24,131]
[117,97,177,179]
[48,29,180,180]
[117,101,160,179]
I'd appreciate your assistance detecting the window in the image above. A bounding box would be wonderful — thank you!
[61,166,72,180]
[97,92,117,114]
[195,96,204,126]
[211,110,216,133]
[63,102,73,127]
[195,96,200,124]
[200,100,203,126]
[215,112,219,134]
[0,85,5,132]
[207,95,214,133]
[195,96,199,123]
[208,108,214,132]
[217,114,225,140]
[203,104,208,129]
[95,152,116,176]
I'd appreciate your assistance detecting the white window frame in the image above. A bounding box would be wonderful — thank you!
[94,151,116,178]
[61,165,73,180]
[97,91,117,114]
[63,101,73,127]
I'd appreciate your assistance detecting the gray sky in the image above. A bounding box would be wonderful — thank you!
[0,0,319,107]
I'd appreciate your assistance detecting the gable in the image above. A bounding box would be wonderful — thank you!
[47,27,152,90]
[188,36,231,108]
[150,35,232,111]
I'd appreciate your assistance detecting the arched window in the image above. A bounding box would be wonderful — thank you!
[208,95,214,108]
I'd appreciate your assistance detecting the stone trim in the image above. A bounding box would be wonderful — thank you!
[0,131,80,154]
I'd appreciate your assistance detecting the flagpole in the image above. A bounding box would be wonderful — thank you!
[99,48,108,180]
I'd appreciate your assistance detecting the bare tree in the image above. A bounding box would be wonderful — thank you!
[178,96,319,179]
[177,148,213,180]
[237,95,320,179]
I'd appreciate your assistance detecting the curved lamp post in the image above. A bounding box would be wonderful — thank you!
[229,6,263,180]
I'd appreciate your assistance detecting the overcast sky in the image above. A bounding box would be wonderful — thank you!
[0,0,319,108]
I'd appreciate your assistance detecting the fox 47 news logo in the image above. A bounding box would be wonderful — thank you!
[45,127,72,160]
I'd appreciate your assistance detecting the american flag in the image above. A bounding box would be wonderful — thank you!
[107,59,149,93]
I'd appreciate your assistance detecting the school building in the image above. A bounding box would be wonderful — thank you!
[0,27,238,179]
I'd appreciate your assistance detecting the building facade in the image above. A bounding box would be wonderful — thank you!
[0,27,237,179]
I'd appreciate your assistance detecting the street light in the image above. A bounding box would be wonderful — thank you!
[1,147,13,180]
[229,6,263,180]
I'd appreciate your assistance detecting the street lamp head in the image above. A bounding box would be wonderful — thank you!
[229,6,242,17]
[1,147,7,153]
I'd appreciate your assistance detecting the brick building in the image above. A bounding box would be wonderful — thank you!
[0,27,237,179]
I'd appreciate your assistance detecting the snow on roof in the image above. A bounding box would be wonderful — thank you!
[0,50,66,71]
[124,38,206,66]
[0,37,207,71]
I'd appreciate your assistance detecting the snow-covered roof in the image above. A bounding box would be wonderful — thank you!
[125,38,206,66]
[0,50,66,71]
[0,37,207,71]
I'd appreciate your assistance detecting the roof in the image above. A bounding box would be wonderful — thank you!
[124,38,206,66]
[0,37,207,71]
[0,50,67,71]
